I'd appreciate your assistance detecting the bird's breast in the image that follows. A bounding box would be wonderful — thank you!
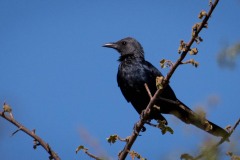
[117,61,150,88]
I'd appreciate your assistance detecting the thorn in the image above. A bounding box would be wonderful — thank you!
[11,126,22,136]
[32,129,36,134]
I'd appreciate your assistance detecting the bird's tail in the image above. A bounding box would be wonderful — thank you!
[171,100,229,138]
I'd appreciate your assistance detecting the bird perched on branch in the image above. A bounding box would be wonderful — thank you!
[103,37,228,138]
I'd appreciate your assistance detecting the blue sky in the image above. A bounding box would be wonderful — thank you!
[0,0,239,160]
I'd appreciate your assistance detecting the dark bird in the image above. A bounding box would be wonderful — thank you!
[103,37,228,138]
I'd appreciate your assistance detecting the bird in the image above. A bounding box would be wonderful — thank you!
[103,37,229,138]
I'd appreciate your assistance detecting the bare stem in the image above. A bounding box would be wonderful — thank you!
[144,83,153,98]
[0,112,61,160]
[84,150,103,160]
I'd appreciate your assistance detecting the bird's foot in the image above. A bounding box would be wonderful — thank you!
[133,123,146,136]
[133,123,141,136]
[141,126,146,132]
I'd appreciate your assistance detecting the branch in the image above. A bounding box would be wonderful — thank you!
[192,118,240,160]
[84,151,103,160]
[144,83,153,98]
[118,0,220,159]
[0,110,61,160]
[76,147,103,160]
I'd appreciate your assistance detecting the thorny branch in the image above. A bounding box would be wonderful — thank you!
[118,0,224,159]
[0,110,61,160]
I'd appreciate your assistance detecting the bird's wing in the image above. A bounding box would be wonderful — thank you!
[117,60,158,101]
[117,69,132,103]
[141,60,165,95]
[143,60,163,77]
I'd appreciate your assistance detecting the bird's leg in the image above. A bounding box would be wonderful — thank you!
[135,109,153,134]
[132,123,146,136]
[139,108,151,120]
[145,121,158,128]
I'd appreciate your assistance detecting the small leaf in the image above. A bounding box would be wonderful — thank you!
[226,152,240,160]
[128,150,146,160]
[198,10,207,19]
[178,40,186,53]
[165,126,174,134]
[106,134,118,144]
[189,59,199,67]
[156,76,164,89]
[129,150,140,159]
[189,48,198,55]
[157,120,174,135]
[3,102,12,113]
[178,47,182,54]
[201,11,207,16]
[192,24,199,37]
[209,0,213,6]
[160,59,166,68]
[75,145,88,154]
[161,126,174,135]
[203,121,213,131]
[198,14,203,19]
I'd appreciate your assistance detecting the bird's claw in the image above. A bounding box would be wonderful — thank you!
[141,126,146,132]
[133,123,141,136]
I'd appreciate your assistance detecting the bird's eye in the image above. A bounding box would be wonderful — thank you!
[122,41,127,45]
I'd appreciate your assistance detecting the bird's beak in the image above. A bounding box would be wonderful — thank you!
[102,42,118,49]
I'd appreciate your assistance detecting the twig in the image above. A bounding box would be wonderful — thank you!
[11,127,22,136]
[145,121,158,128]
[214,118,240,147]
[160,59,174,68]
[76,145,104,160]
[84,150,103,160]
[180,59,199,67]
[165,0,219,82]
[118,0,220,159]
[192,118,240,160]
[118,136,129,142]
[0,111,61,160]
[144,83,153,98]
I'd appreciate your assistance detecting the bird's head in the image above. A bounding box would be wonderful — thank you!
[103,37,144,59]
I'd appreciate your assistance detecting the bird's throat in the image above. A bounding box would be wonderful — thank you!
[118,54,139,62]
